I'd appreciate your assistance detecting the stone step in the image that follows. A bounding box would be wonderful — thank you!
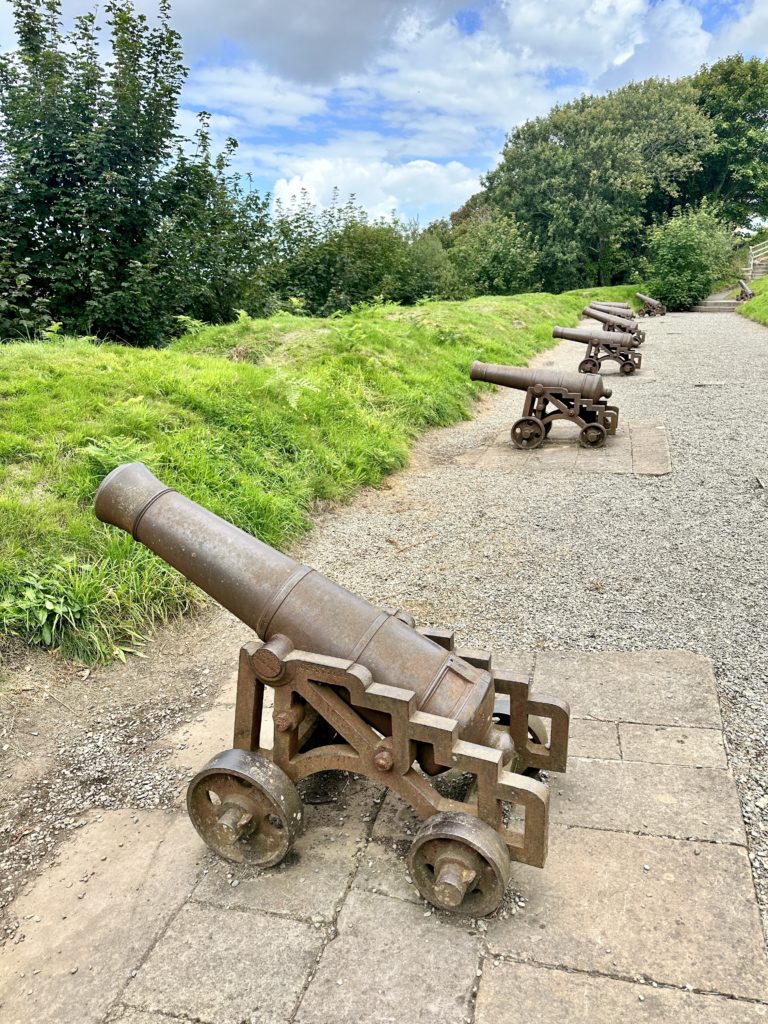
[692,301,740,312]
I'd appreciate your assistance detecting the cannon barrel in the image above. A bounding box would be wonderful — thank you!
[553,325,639,348]
[95,463,497,760]
[470,361,611,400]
[582,306,638,331]
[590,302,635,315]
[636,292,663,309]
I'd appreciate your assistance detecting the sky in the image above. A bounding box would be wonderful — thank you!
[1,0,767,222]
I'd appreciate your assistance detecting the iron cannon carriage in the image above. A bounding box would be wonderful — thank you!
[95,463,571,917]
[636,293,667,317]
[553,325,642,376]
[470,361,619,449]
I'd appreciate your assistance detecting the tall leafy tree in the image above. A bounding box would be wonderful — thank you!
[482,79,715,290]
[0,0,186,344]
[683,55,768,224]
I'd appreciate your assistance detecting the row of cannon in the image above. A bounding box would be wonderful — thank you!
[90,292,665,916]
[471,291,666,450]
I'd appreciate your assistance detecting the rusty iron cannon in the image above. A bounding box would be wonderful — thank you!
[636,293,666,317]
[95,463,570,916]
[589,301,635,318]
[470,361,619,449]
[738,279,755,301]
[583,306,646,343]
[553,325,642,376]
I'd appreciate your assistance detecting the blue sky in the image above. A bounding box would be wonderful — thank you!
[1,0,767,221]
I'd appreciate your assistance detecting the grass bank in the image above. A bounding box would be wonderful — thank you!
[738,274,768,327]
[0,286,637,662]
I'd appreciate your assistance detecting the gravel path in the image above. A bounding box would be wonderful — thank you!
[294,311,768,930]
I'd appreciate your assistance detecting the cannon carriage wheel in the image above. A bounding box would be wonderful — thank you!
[187,748,303,866]
[407,812,511,916]
[511,416,546,450]
[578,357,600,374]
[619,359,636,375]
[579,423,607,448]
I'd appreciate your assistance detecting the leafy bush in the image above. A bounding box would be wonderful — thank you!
[646,207,736,309]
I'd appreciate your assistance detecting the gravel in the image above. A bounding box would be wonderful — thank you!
[293,311,768,932]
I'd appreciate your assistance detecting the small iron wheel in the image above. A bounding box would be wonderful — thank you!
[511,416,545,450]
[578,358,600,374]
[187,748,303,866]
[579,422,607,448]
[407,812,511,916]
[619,360,636,376]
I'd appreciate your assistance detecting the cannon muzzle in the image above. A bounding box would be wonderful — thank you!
[553,326,638,348]
[470,361,611,400]
[95,464,496,760]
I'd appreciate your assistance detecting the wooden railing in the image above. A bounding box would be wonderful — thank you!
[746,239,768,279]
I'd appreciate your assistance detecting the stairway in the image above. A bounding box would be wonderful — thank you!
[692,298,740,312]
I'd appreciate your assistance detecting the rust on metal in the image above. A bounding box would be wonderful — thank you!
[583,306,646,343]
[94,463,571,915]
[636,292,667,317]
[553,325,642,376]
[470,361,619,449]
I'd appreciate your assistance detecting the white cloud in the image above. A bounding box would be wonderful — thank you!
[273,154,479,220]
[2,0,767,219]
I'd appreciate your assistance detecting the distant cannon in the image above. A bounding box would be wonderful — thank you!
[95,463,571,916]
[470,361,619,449]
[553,325,642,376]
[636,293,667,317]
[589,301,635,318]
[583,306,646,343]
[738,279,755,301]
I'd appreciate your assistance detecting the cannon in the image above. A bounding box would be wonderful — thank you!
[553,325,642,376]
[636,293,667,317]
[583,306,646,343]
[589,301,635,318]
[95,463,570,916]
[470,361,618,449]
[738,279,755,301]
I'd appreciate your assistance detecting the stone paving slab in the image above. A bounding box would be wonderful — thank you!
[569,718,621,759]
[619,723,727,768]
[486,825,768,1000]
[475,960,768,1023]
[553,756,745,843]
[0,810,204,1024]
[194,778,377,923]
[124,902,323,1024]
[293,890,481,1024]
[453,420,671,476]
[533,649,723,726]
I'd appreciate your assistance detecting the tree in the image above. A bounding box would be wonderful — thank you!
[160,116,275,323]
[481,79,715,290]
[0,0,187,345]
[646,206,735,310]
[449,209,539,295]
[684,55,768,225]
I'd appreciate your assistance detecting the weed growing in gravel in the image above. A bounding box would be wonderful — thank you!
[0,287,637,661]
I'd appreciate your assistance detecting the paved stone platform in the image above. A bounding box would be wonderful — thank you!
[454,418,671,475]
[1,647,766,1023]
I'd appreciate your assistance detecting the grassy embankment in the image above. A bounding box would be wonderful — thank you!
[0,286,637,662]
[738,273,768,326]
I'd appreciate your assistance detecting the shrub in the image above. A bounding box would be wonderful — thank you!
[646,207,736,310]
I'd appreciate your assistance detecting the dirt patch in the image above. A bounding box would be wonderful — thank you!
[0,605,251,938]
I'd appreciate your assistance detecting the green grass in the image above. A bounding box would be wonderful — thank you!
[0,285,638,662]
[738,274,768,327]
